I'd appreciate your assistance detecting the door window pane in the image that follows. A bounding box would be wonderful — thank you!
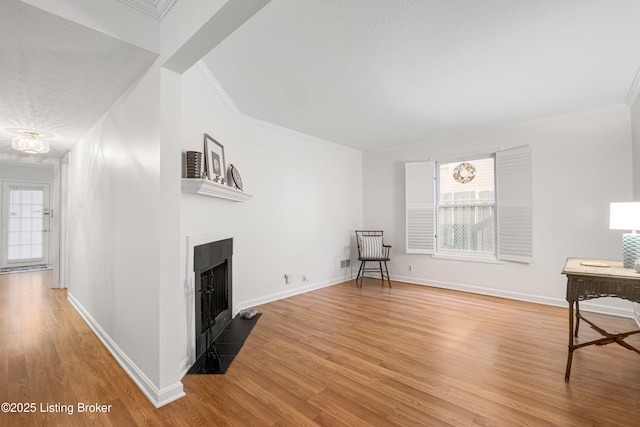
[32,191,43,205]
[6,189,44,262]
[32,232,43,245]
[8,232,19,245]
[20,245,32,259]
[8,246,19,260]
[31,245,43,258]
[20,231,32,245]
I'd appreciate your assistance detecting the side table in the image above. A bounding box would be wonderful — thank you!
[562,258,640,381]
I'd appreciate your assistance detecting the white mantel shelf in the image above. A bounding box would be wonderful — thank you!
[181,179,253,202]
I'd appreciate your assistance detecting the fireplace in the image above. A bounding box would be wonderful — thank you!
[192,238,233,370]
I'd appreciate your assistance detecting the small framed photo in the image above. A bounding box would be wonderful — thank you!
[204,133,226,183]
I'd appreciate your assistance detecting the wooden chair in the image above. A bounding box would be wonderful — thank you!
[355,230,391,287]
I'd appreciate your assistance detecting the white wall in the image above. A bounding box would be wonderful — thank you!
[178,63,363,371]
[631,95,640,201]
[66,64,184,406]
[0,161,55,181]
[364,104,635,316]
[629,95,640,322]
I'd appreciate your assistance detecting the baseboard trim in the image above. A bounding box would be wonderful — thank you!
[67,292,185,408]
[391,274,637,319]
[234,274,355,314]
[156,382,186,407]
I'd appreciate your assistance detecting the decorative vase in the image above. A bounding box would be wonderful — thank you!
[186,151,202,178]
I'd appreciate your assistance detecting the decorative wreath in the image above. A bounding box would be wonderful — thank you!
[452,162,476,184]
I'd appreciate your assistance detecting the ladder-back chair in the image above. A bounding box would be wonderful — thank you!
[355,230,391,287]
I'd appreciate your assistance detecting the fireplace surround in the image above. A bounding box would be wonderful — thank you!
[193,237,233,365]
[185,230,260,375]
[183,230,236,374]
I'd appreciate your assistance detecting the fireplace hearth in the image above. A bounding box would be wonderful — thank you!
[186,235,261,375]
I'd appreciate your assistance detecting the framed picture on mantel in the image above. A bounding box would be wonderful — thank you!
[204,133,226,184]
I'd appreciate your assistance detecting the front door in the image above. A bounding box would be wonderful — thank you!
[1,182,50,269]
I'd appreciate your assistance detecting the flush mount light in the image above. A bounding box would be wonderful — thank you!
[12,130,49,154]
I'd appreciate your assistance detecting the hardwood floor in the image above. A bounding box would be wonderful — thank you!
[1,271,639,426]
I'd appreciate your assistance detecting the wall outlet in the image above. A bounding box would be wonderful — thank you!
[408,264,413,272]
[302,274,309,282]
[284,273,292,284]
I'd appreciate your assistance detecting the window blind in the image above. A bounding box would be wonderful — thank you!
[405,161,435,254]
[496,146,532,263]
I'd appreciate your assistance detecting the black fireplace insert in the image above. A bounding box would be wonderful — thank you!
[192,238,233,372]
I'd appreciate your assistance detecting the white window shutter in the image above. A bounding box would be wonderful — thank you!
[405,161,435,254]
[496,146,532,263]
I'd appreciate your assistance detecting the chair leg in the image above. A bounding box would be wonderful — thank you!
[383,261,391,288]
[378,261,384,286]
[356,261,365,287]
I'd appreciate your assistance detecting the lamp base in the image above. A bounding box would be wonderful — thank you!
[622,233,640,268]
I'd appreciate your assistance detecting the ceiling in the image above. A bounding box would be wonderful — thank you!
[0,0,157,160]
[1,1,640,160]
[204,0,640,151]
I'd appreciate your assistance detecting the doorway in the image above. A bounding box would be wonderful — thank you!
[1,182,51,270]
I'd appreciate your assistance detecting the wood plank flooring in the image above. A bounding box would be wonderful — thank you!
[1,271,640,426]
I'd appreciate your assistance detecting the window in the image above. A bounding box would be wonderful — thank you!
[437,156,495,258]
[406,146,532,263]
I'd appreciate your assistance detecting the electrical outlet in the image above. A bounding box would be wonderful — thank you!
[284,273,292,284]
[408,265,413,272]
[302,274,309,282]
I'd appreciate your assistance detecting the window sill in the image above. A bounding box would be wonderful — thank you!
[431,252,502,264]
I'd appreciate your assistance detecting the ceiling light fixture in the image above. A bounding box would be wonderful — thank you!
[12,131,49,154]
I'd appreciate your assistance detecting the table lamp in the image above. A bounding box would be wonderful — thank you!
[610,202,640,268]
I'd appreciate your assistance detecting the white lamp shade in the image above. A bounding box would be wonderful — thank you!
[610,202,640,231]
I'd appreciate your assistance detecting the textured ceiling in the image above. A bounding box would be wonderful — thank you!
[3,0,640,159]
[204,0,640,151]
[0,0,157,159]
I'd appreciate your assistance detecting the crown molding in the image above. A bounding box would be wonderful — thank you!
[118,0,177,20]
[195,62,242,116]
